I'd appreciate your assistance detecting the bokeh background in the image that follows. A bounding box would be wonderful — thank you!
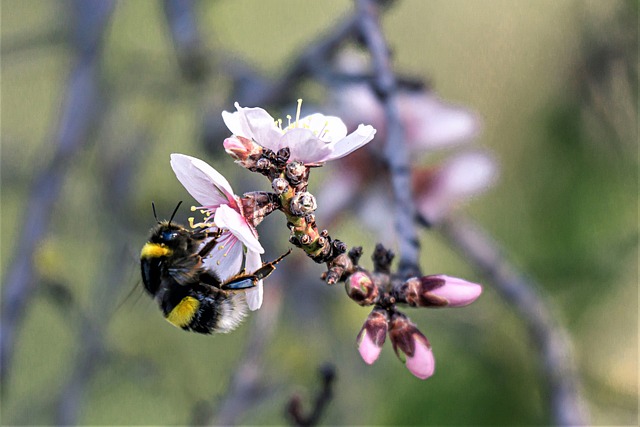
[1,0,637,425]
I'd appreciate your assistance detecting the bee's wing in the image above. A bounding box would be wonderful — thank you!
[244,250,263,311]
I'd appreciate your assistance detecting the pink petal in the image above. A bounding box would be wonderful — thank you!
[356,308,388,365]
[322,124,376,162]
[170,153,236,208]
[426,275,482,307]
[416,151,497,223]
[403,93,480,151]
[357,328,383,365]
[244,249,263,311]
[405,335,435,379]
[214,204,264,254]
[223,136,250,159]
[202,233,244,282]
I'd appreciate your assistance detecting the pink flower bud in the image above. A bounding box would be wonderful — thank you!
[423,275,482,307]
[398,275,482,308]
[223,135,261,161]
[345,271,378,306]
[356,307,388,364]
[405,331,435,380]
[389,312,435,379]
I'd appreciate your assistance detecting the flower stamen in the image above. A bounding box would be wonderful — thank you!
[295,98,303,127]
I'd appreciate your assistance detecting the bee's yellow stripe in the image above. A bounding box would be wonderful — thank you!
[141,242,172,259]
[166,296,199,328]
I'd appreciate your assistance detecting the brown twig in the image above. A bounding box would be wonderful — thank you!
[286,363,336,427]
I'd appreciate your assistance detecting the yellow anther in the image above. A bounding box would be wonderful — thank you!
[188,217,196,228]
[286,114,292,128]
[190,206,197,211]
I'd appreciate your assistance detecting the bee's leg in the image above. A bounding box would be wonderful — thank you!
[251,249,292,280]
[195,229,224,258]
[221,277,257,291]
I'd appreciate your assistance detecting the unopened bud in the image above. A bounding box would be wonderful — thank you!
[345,271,378,306]
[272,177,290,194]
[286,161,306,183]
[276,147,290,162]
[290,192,317,216]
[389,311,435,379]
[256,158,270,170]
[398,275,482,307]
[356,307,389,365]
[223,136,261,161]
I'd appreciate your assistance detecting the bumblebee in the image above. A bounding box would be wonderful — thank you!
[140,202,290,334]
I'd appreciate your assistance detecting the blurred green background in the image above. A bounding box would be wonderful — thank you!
[1,0,637,425]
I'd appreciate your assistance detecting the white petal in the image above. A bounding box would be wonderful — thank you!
[244,249,263,311]
[214,204,264,254]
[222,109,251,139]
[284,128,333,164]
[242,107,283,152]
[202,234,244,282]
[170,154,236,208]
[222,103,283,152]
[298,113,348,142]
[322,124,376,162]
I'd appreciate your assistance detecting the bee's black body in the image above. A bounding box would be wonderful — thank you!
[140,207,289,334]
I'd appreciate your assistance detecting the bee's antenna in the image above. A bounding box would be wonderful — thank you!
[152,201,159,223]
[169,201,183,226]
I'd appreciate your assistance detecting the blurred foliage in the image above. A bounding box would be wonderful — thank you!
[1,0,637,425]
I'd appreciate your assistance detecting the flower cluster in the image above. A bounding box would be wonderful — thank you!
[170,100,375,310]
[168,100,483,380]
[345,245,482,379]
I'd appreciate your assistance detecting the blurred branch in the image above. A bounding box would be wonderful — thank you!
[162,0,210,83]
[357,0,421,278]
[436,215,589,426]
[0,27,67,57]
[286,363,336,427]
[54,126,151,425]
[0,0,115,389]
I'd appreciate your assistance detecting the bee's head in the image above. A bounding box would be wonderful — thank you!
[144,201,190,252]
[140,202,187,296]
[149,222,188,247]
